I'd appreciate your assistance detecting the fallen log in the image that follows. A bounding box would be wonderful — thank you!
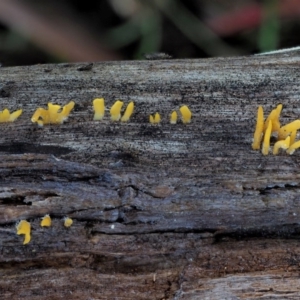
[1,52,300,299]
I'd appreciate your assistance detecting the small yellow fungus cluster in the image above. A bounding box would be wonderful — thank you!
[150,112,161,124]
[150,105,192,125]
[92,99,134,122]
[16,215,73,245]
[31,101,75,126]
[0,108,22,123]
[252,104,300,155]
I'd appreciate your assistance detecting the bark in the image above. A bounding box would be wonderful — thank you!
[1,53,300,299]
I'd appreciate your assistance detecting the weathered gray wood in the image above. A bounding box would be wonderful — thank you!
[1,53,300,299]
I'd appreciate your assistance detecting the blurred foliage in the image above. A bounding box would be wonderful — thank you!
[0,0,300,66]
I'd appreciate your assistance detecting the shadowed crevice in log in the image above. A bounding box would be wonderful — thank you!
[0,142,73,155]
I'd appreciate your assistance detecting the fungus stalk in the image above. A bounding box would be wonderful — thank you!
[93,98,105,120]
[252,106,264,150]
[262,120,272,155]
[121,101,134,122]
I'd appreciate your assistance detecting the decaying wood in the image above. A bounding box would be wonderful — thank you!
[1,52,300,299]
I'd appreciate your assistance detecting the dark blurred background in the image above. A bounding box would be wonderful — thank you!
[1,0,300,66]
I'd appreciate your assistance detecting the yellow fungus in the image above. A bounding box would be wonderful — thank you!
[150,112,161,124]
[64,217,73,228]
[264,104,282,132]
[61,101,75,122]
[40,214,51,227]
[290,130,297,145]
[16,220,31,245]
[252,106,264,150]
[262,120,272,155]
[110,100,123,121]
[179,105,192,124]
[31,101,75,126]
[93,98,105,120]
[278,120,300,140]
[273,136,290,155]
[170,111,177,124]
[0,108,22,123]
[287,140,300,155]
[121,101,134,122]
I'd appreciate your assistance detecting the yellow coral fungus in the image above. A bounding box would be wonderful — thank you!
[0,108,22,123]
[290,130,297,145]
[170,111,177,124]
[179,105,192,124]
[262,120,272,155]
[64,217,73,228]
[273,136,290,155]
[278,120,300,140]
[40,214,51,227]
[31,101,75,126]
[150,112,161,124]
[252,106,264,150]
[287,140,300,155]
[121,101,134,122]
[93,98,105,120]
[263,104,282,132]
[110,100,123,121]
[16,220,31,245]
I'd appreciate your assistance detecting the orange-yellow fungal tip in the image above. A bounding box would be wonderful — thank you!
[150,113,161,124]
[16,220,31,245]
[179,105,192,124]
[264,104,282,133]
[279,120,300,140]
[31,101,74,125]
[0,108,22,123]
[93,98,105,120]
[273,136,290,155]
[121,101,134,122]
[287,140,300,155]
[64,217,73,228]
[170,111,177,124]
[252,106,264,150]
[40,214,51,227]
[262,120,272,156]
[110,100,123,121]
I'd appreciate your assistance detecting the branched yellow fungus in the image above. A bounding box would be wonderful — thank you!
[273,136,290,155]
[121,101,134,122]
[110,100,123,121]
[264,104,282,132]
[31,101,75,126]
[179,105,192,124]
[93,98,105,120]
[290,130,297,145]
[262,120,272,155]
[64,217,73,228]
[40,214,51,227]
[16,220,31,245]
[0,108,22,123]
[150,112,161,124]
[170,111,177,124]
[278,120,300,140]
[287,140,300,155]
[252,106,264,150]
